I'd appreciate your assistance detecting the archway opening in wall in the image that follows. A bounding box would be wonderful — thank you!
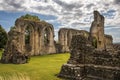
[44,28,50,46]
[25,27,30,44]
[92,37,97,48]
[25,27,31,47]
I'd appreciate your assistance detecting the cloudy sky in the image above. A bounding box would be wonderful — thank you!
[0,0,120,43]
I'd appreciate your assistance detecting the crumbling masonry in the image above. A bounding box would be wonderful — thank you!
[1,18,56,64]
[0,11,119,79]
[58,11,113,53]
[58,28,89,52]
[58,11,120,80]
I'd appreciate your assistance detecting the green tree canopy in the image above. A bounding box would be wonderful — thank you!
[20,14,40,21]
[10,26,15,31]
[0,25,7,49]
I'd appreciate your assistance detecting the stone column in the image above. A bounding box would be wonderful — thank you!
[48,28,56,53]
[30,28,35,55]
[34,27,39,55]
[39,28,45,55]
[63,31,68,52]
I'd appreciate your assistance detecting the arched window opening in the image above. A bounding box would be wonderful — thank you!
[44,28,50,46]
[92,37,97,48]
[25,27,30,45]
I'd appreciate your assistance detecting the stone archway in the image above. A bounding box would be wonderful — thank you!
[40,26,56,54]
[23,25,35,55]
[44,28,50,47]
[1,18,56,64]
[17,20,56,55]
[58,28,89,53]
[25,27,30,45]
[58,28,69,52]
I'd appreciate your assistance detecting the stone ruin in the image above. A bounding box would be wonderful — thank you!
[113,43,120,51]
[89,11,113,50]
[58,28,89,53]
[1,28,30,64]
[1,18,56,64]
[58,11,120,80]
[58,11,113,53]
[0,10,118,68]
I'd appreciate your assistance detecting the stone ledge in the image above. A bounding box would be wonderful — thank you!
[59,64,120,80]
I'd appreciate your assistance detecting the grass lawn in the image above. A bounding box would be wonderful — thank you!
[0,51,70,80]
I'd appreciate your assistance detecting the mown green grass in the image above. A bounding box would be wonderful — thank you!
[0,51,70,80]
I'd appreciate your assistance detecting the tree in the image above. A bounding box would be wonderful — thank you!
[0,25,7,49]
[92,37,97,48]
[10,26,15,31]
[20,14,40,21]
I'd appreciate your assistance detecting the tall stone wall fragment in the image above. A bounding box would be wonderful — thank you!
[58,11,119,80]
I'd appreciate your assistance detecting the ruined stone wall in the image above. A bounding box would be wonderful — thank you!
[1,28,30,64]
[90,11,105,50]
[59,35,120,80]
[58,35,91,79]
[113,43,120,51]
[58,28,89,53]
[1,18,56,64]
[58,11,113,52]
[59,11,119,80]
[105,34,113,50]
[58,28,69,52]
[15,19,56,55]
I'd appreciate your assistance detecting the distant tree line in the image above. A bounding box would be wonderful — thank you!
[0,25,7,49]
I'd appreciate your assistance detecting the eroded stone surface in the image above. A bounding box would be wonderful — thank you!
[113,43,120,51]
[58,28,89,53]
[1,28,30,64]
[58,11,120,80]
[58,11,113,53]
[1,18,56,64]
[59,35,120,80]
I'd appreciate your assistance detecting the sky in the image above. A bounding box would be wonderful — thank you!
[0,0,120,43]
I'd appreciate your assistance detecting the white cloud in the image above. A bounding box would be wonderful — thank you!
[0,0,119,27]
[0,0,120,42]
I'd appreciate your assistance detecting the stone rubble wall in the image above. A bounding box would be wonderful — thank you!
[58,11,119,80]
[113,44,120,51]
[58,28,89,53]
[1,28,30,64]
[58,35,120,80]
[1,18,56,64]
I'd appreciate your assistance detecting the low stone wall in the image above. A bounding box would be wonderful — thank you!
[86,64,120,80]
[59,64,120,80]
[85,50,120,67]
[58,64,85,80]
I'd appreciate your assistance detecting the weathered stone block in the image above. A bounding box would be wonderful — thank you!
[58,64,86,80]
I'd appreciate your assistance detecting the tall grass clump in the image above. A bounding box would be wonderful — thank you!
[0,72,30,80]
